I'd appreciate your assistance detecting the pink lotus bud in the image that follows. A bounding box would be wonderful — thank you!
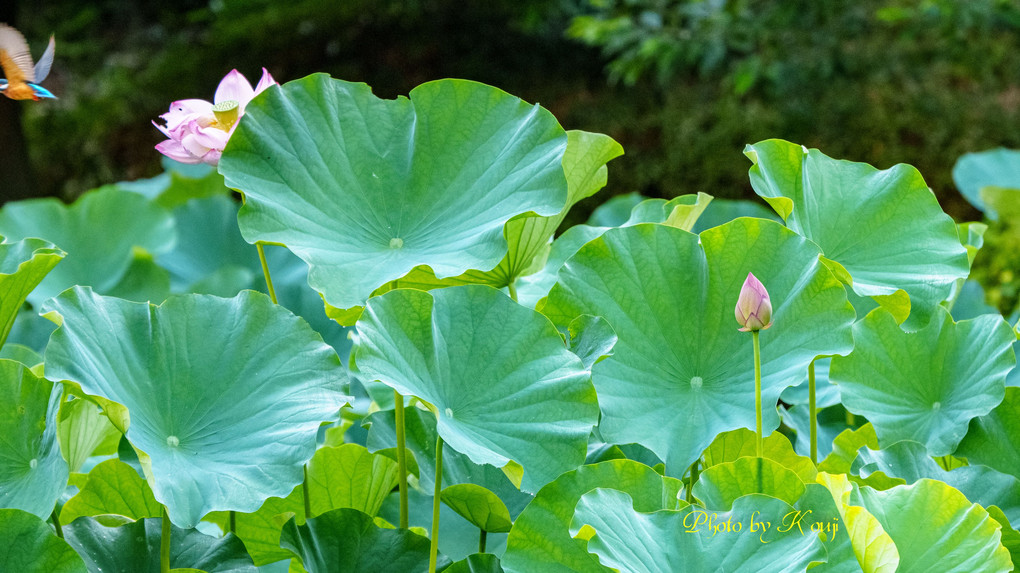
[735,272,773,332]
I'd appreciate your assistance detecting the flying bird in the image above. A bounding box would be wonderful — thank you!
[0,23,55,101]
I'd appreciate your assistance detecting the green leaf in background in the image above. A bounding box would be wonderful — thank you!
[445,553,504,573]
[565,314,617,370]
[0,237,64,349]
[702,428,817,483]
[459,130,623,289]
[354,285,598,492]
[43,288,350,527]
[211,486,304,567]
[746,139,970,328]
[56,396,121,474]
[952,148,1020,219]
[280,508,447,573]
[816,472,899,573]
[820,424,880,475]
[0,508,85,573]
[222,74,569,310]
[858,479,1012,572]
[830,307,1015,456]
[780,403,862,461]
[60,459,162,525]
[988,506,1020,569]
[691,197,780,233]
[852,440,1020,526]
[63,516,256,573]
[540,218,855,475]
[0,359,68,519]
[956,387,1020,480]
[694,456,807,511]
[441,483,513,533]
[570,489,826,573]
[305,443,399,518]
[502,459,683,573]
[0,187,176,306]
[586,192,645,226]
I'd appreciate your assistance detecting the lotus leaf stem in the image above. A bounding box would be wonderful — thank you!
[395,391,409,529]
[429,435,444,573]
[228,510,236,534]
[161,505,171,573]
[51,507,62,538]
[685,459,700,504]
[507,280,518,302]
[479,528,487,554]
[303,465,311,519]
[809,359,817,464]
[256,242,277,304]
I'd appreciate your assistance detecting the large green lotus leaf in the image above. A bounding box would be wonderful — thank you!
[694,456,807,511]
[60,459,162,525]
[745,139,970,328]
[501,459,684,573]
[0,359,68,518]
[952,148,1020,219]
[43,288,350,527]
[57,396,121,473]
[221,74,569,310]
[0,508,86,573]
[279,508,448,573]
[956,386,1020,479]
[539,218,855,474]
[0,187,176,306]
[702,428,817,483]
[570,489,825,573]
[816,473,899,573]
[63,516,256,573]
[305,443,398,518]
[0,237,64,348]
[353,285,598,492]
[363,405,533,515]
[852,440,1020,525]
[858,479,1012,572]
[830,306,1014,456]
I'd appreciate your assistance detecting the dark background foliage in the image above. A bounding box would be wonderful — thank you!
[4,0,1020,226]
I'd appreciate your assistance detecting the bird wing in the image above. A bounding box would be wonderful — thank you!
[0,23,36,84]
[34,35,54,83]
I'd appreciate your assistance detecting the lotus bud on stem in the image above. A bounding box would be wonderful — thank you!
[735,272,772,457]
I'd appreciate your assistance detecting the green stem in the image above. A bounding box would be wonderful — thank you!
[395,391,409,529]
[51,507,62,539]
[685,459,700,504]
[846,410,856,427]
[303,464,312,519]
[753,330,763,458]
[429,435,444,573]
[161,505,171,573]
[507,280,518,302]
[479,528,487,554]
[809,359,817,464]
[228,510,236,534]
[256,242,278,304]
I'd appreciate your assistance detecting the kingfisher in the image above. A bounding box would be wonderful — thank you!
[0,23,55,101]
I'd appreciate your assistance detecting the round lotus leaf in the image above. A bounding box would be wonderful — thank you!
[952,148,1020,219]
[745,139,969,328]
[0,187,176,306]
[353,285,598,493]
[502,459,683,573]
[539,218,855,475]
[0,509,85,573]
[570,489,826,573]
[693,456,807,512]
[220,74,569,310]
[441,483,513,533]
[63,515,256,573]
[60,459,162,525]
[858,479,1012,572]
[0,359,68,519]
[43,287,350,527]
[280,508,448,573]
[830,307,1015,456]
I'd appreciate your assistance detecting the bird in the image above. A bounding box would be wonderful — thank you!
[0,23,56,101]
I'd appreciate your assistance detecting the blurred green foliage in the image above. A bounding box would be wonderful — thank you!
[11,0,1020,227]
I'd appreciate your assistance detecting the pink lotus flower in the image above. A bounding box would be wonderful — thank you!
[153,68,276,166]
[735,272,773,332]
